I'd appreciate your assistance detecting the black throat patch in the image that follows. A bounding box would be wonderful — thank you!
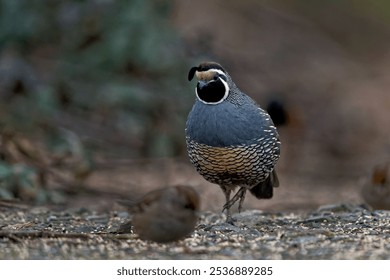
[197,79,227,103]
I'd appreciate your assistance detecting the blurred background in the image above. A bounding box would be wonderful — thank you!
[0,0,389,211]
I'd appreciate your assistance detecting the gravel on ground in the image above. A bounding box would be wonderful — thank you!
[0,203,389,259]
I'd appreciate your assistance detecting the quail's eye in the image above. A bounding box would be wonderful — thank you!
[184,202,195,210]
[213,75,219,81]
[219,75,227,82]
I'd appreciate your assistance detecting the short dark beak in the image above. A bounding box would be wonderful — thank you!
[197,80,207,90]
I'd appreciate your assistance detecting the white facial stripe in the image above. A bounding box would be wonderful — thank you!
[219,77,230,100]
[209,69,227,77]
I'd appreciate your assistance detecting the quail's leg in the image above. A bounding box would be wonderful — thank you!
[237,188,247,213]
[223,187,247,222]
[221,187,233,223]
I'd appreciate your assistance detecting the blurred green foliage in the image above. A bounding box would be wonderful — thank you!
[0,162,38,200]
[0,0,192,202]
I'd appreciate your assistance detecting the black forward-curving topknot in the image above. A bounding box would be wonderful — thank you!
[188,62,226,81]
[188,66,198,81]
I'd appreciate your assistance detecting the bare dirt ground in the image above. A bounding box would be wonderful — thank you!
[1,196,389,260]
[1,159,389,260]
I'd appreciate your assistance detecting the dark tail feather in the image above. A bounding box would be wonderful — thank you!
[250,170,279,199]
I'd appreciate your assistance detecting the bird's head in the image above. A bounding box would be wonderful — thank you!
[173,185,200,212]
[188,62,230,104]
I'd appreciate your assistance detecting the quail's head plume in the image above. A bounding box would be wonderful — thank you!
[121,185,200,243]
[186,62,281,223]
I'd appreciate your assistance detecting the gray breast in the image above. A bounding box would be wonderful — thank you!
[186,95,276,146]
[186,95,280,187]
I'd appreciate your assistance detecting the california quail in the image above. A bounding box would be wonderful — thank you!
[120,185,200,243]
[186,62,281,222]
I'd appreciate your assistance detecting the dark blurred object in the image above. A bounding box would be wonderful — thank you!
[361,162,390,210]
[266,99,289,126]
[0,51,36,100]
[119,185,200,243]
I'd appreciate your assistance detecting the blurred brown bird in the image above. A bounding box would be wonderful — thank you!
[120,185,200,243]
[361,162,390,210]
